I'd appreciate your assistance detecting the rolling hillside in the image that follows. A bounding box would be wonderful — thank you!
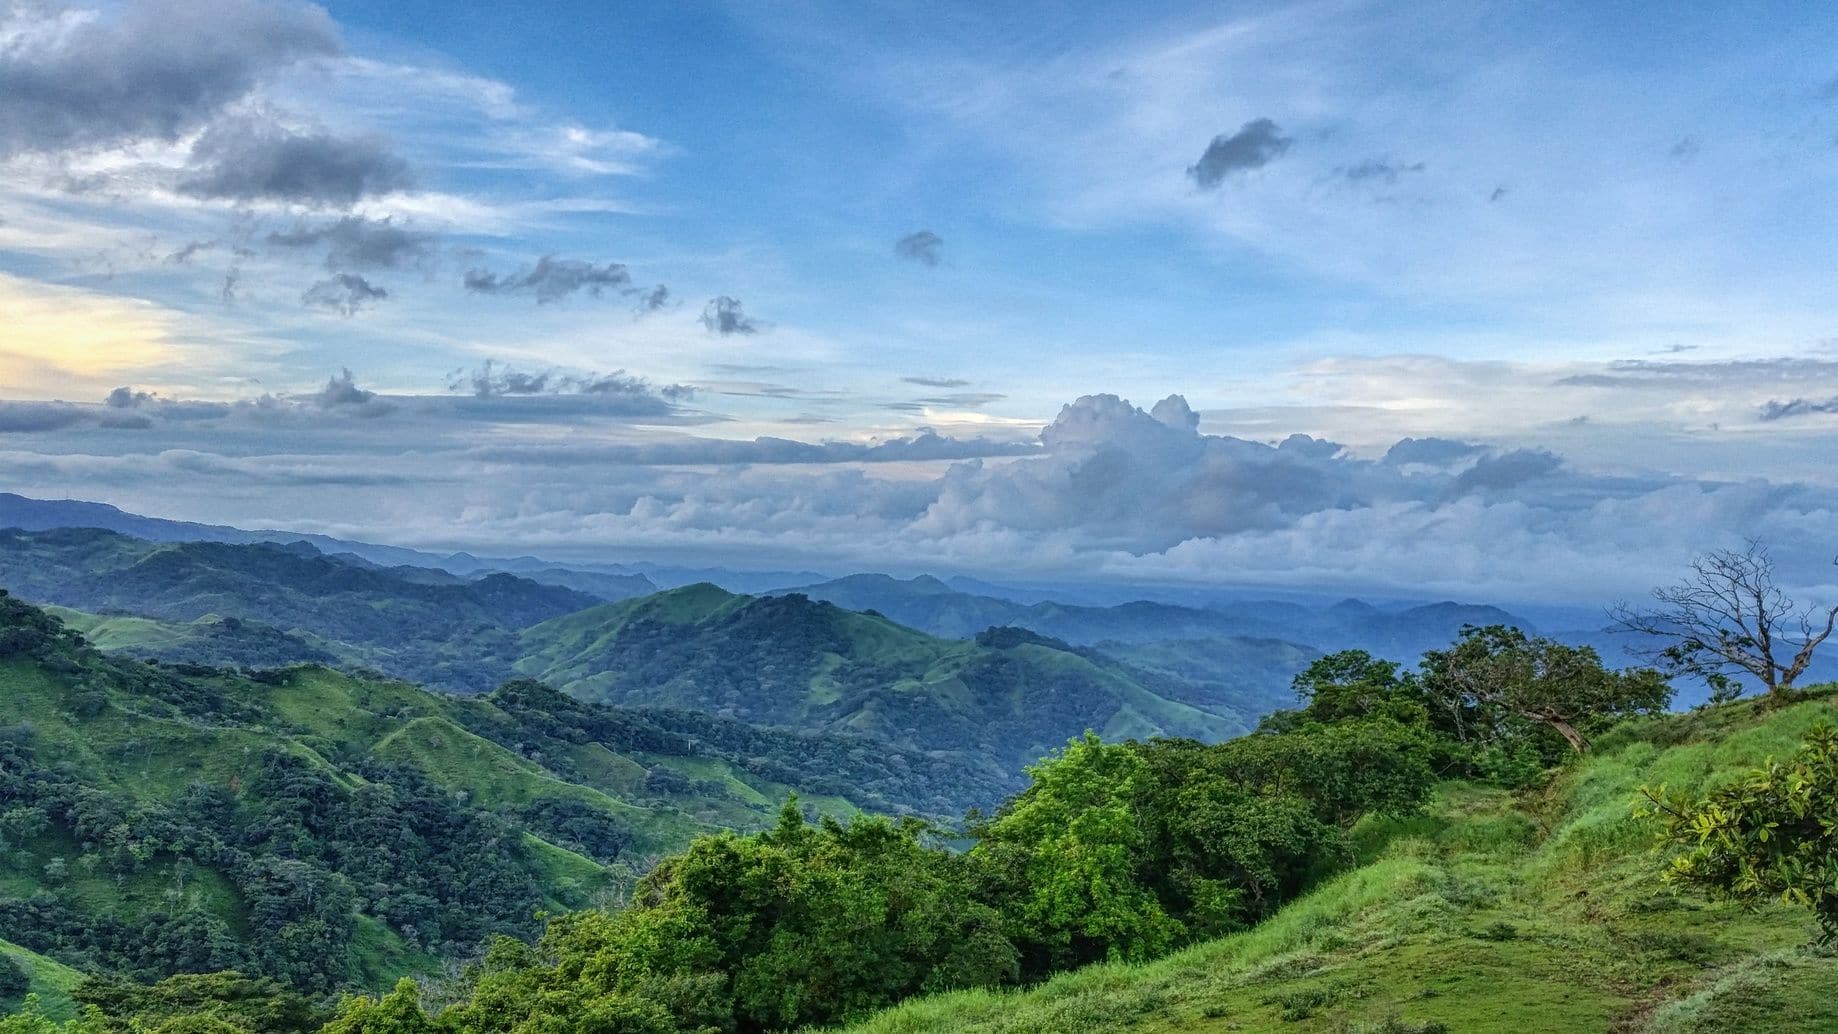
[846,690,1838,1034]
[0,592,1011,1010]
[0,527,605,692]
[517,584,1263,773]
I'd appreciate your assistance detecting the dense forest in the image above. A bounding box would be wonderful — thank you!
[0,591,1015,1004]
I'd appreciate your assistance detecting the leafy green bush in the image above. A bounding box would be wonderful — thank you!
[1642,723,1838,942]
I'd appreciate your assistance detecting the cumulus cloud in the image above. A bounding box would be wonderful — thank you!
[463,256,631,303]
[178,113,412,206]
[268,216,434,270]
[0,0,340,158]
[700,295,760,335]
[1186,118,1291,189]
[894,230,943,266]
[312,367,393,416]
[302,272,388,315]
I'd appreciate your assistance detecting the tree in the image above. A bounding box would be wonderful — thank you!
[1421,626,1671,755]
[1640,724,1838,942]
[1612,541,1837,706]
[0,955,28,1002]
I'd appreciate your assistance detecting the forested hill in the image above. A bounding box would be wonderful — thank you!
[516,583,1260,772]
[0,592,1010,1004]
[0,527,616,692]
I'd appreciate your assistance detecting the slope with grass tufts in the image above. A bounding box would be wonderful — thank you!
[845,689,1838,1033]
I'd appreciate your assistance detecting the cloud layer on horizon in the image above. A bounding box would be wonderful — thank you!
[3,385,1833,605]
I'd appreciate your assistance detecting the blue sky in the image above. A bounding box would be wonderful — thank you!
[2,0,1836,601]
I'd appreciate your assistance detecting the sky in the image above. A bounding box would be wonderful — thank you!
[1,0,1836,603]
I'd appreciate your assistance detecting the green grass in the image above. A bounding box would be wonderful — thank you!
[840,690,1838,1033]
[0,939,84,1021]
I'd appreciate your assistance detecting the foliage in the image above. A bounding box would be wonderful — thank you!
[436,802,1016,1032]
[1420,625,1671,757]
[73,973,327,1034]
[1642,723,1838,942]
[0,959,26,1003]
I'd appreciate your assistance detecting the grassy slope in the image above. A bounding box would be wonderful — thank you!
[844,690,1838,1034]
[0,939,84,1021]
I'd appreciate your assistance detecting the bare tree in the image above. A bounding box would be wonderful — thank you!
[1611,541,1837,706]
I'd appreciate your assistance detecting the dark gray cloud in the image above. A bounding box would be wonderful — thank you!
[312,368,392,417]
[268,216,434,270]
[463,256,631,303]
[1339,158,1425,184]
[165,240,216,264]
[701,295,760,335]
[903,376,970,389]
[0,402,87,433]
[1449,448,1563,495]
[1759,397,1838,421]
[178,114,412,207]
[449,361,694,407]
[636,284,672,313]
[894,230,943,266]
[1187,118,1291,189]
[0,0,340,158]
[302,273,388,315]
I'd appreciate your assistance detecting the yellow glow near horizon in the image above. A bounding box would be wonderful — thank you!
[0,274,184,399]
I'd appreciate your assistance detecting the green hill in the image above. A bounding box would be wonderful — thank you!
[517,584,1258,773]
[0,527,603,692]
[844,691,1838,1033]
[0,592,1010,1010]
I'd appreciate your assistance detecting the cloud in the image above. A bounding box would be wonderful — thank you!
[177,113,412,206]
[1338,158,1426,184]
[463,256,631,303]
[164,240,216,264]
[1186,118,1291,189]
[903,376,971,389]
[1759,397,1838,421]
[312,367,392,416]
[467,429,1039,468]
[910,393,1006,408]
[635,284,672,313]
[448,361,694,410]
[894,230,943,266]
[267,216,434,270]
[1382,437,1487,467]
[0,0,340,158]
[302,273,388,315]
[700,295,760,335]
[0,402,88,433]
